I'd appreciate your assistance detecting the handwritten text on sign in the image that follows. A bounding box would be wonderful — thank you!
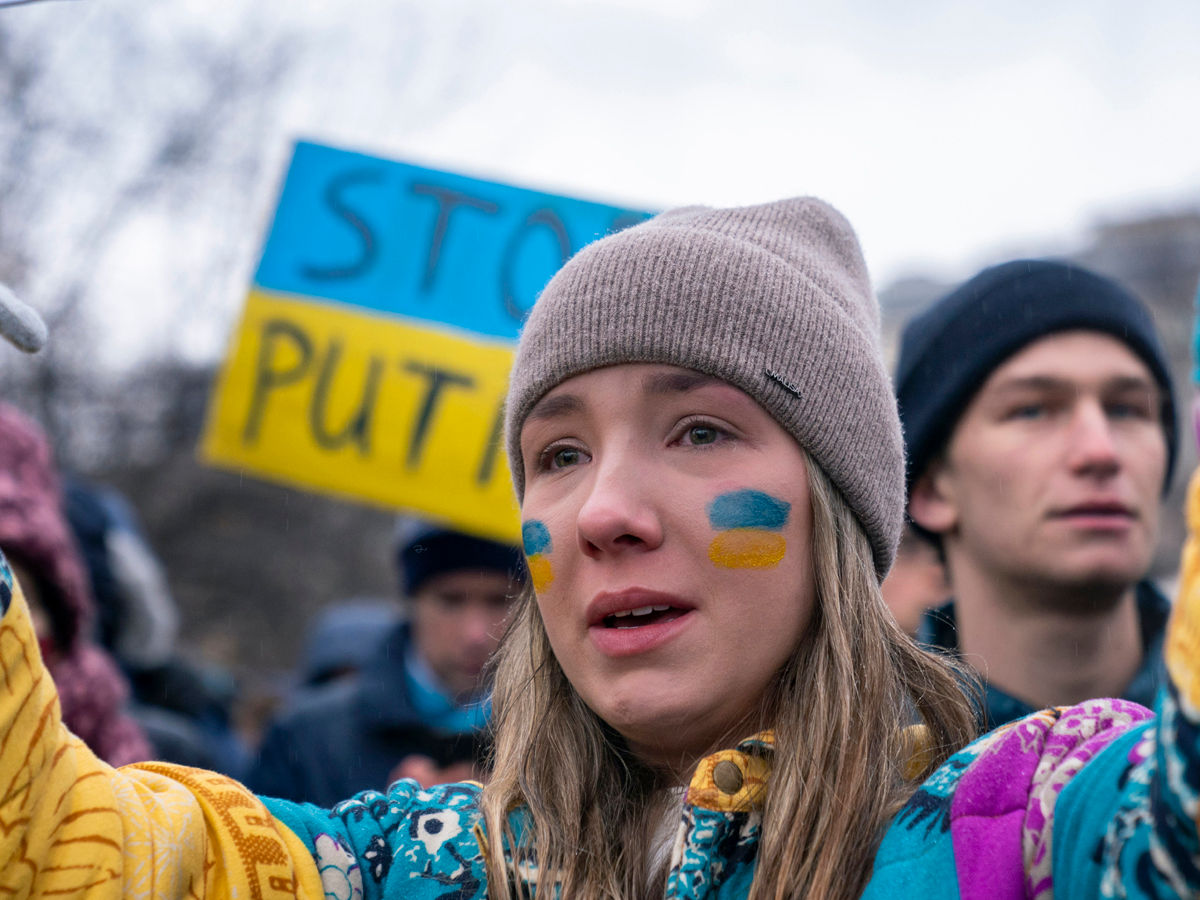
[202,142,652,543]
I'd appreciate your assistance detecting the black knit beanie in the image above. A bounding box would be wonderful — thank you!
[895,259,1177,499]
[396,524,526,597]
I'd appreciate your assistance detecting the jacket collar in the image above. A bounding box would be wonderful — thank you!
[356,621,426,730]
[917,580,1171,728]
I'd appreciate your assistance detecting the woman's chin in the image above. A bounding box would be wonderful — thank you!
[603,710,725,772]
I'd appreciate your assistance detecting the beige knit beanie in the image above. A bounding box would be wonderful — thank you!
[504,197,903,579]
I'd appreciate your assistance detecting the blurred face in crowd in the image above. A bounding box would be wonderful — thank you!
[410,569,514,703]
[519,363,816,772]
[881,526,949,636]
[909,330,1166,604]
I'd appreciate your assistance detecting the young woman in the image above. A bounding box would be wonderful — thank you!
[1,197,1197,899]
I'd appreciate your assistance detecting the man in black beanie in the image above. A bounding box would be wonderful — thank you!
[248,523,524,804]
[895,259,1176,728]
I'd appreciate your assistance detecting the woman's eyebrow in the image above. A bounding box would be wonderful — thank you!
[526,393,583,422]
[644,371,720,395]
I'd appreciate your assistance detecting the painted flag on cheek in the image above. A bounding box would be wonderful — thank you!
[707,490,791,569]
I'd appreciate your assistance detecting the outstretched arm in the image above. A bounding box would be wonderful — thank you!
[0,555,323,898]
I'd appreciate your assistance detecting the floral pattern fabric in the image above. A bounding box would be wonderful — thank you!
[5,468,1200,897]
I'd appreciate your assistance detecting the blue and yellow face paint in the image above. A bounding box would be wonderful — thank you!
[707,489,791,569]
[522,520,554,592]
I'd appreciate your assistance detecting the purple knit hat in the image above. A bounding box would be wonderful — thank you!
[0,403,93,648]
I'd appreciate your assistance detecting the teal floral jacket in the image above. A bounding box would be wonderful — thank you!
[268,736,774,899]
[4,473,1200,899]
[269,463,1200,898]
[267,686,1196,899]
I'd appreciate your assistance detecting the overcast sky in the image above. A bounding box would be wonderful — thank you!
[273,0,1200,281]
[5,0,1200,366]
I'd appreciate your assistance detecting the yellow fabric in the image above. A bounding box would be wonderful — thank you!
[684,725,937,812]
[1168,466,1200,716]
[0,579,325,899]
[686,733,773,812]
[1165,462,1200,839]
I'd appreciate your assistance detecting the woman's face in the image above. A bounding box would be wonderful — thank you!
[519,363,816,773]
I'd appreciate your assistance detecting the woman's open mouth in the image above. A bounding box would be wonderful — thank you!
[604,605,688,628]
[587,590,695,656]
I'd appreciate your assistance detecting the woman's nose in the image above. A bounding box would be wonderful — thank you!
[575,451,664,557]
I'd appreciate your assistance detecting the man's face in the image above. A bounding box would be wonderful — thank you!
[911,330,1167,602]
[409,569,515,703]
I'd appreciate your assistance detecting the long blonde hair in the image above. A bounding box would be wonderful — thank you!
[481,456,977,899]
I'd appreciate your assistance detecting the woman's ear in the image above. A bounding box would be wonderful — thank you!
[907,463,958,536]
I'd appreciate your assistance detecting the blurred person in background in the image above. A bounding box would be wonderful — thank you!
[292,596,401,692]
[896,259,1175,728]
[248,522,524,803]
[63,478,179,672]
[64,477,251,777]
[262,596,401,722]
[0,401,153,766]
[880,522,950,636]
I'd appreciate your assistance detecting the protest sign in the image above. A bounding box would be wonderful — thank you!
[202,140,652,543]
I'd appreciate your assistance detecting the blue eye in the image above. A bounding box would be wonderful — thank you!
[1009,404,1045,420]
[1107,402,1152,421]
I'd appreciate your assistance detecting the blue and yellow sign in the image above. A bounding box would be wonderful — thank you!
[201,140,652,543]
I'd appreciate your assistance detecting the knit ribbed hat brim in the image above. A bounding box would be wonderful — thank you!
[505,198,903,578]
